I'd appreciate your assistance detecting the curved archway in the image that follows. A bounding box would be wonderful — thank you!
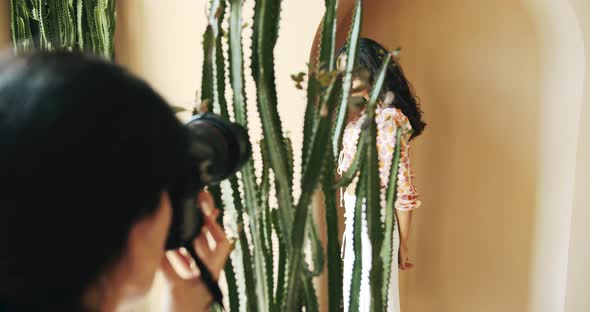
[561,1,590,311]
[520,1,585,311]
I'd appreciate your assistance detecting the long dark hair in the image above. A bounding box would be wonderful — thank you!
[0,51,190,310]
[336,37,426,138]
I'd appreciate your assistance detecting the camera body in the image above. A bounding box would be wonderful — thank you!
[165,113,251,250]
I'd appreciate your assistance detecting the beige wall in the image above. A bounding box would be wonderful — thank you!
[114,0,207,116]
[357,1,590,312]
[354,1,539,311]
[333,1,590,311]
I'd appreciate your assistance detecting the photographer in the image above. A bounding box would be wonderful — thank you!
[0,51,231,311]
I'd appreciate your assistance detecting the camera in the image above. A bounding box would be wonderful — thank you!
[165,112,251,250]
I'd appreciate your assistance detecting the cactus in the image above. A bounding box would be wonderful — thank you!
[332,0,363,159]
[195,0,405,310]
[202,1,263,311]
[10,0,116,59]
[10,0,34,52]
[228,0,261,245]
[8,0,407,310]
[310,3,343,309]
[365,54,392,311]
[349,168,366,312]
[381,129,402,308]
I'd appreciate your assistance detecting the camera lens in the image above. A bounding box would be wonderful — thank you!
[185,113,251,185]
[165,113,251,250]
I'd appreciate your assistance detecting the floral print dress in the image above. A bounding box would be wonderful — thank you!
[338,106,421,312]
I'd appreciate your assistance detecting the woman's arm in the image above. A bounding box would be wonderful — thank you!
[393,136,421,270]
[377,111,421,270]
[396,210,414,270]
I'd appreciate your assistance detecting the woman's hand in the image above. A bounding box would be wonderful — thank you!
[160,191,231,312]
[398,243,415,271]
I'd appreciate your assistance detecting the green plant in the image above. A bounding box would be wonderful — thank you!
[7,0,404,310]
[198,0,404,311]
[10,0,116,59]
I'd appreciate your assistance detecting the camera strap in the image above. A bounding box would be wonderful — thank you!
[184,242,225,310]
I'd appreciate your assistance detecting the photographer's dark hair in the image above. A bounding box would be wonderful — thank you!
[336,37,426,138]
[0,51,190,310]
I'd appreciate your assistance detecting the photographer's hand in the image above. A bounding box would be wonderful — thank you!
[160,191,231,312]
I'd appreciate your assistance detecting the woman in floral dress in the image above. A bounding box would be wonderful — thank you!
[338,38,426,312]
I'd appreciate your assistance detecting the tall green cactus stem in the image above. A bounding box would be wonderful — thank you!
[301,73,320,171]
[200,0,222,113]
[251,0,294,245]
[77,0,84,49]
[320,91,345,312]
[200,2,253,310]
[365,54,392,311]
[305,209,326,277]
[10,0,33,53]
[218,180,247,312]
[307,0,340,162]
[228,0,260,226]
[332,0,363,159]
[316,0,344,299]
[224,254,241,311]
[82,0,116,58]
[259,139,276,306]
[272,209,288,311]
[304,7,342,306]
[11,0,116,59]
[302,274,319,312]
[47,0,76,50]
[235,225,256,311]
[251,3,294,309]
[381,129,402,308]
[349,167,367,311]
[33,0,49,48]
[228,0,248,125]
[248,0,301,305]
[205,1,272,310]
[320,150,343,312]
[295,0,344,295]
[202,0,396,309]
[261,202,275,305]
[96,0,116,57]
[304,0,338,169]
[286,76,341,309]
[318,0,339,72]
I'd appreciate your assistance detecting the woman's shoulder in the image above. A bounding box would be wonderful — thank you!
[377,106,413,133]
